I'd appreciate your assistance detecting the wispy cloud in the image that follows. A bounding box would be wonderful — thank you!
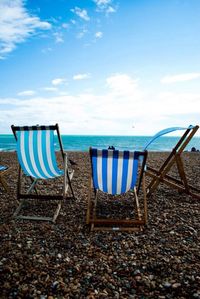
[95,31,103,39]
[0,0,51,59]
[52,78,67,86]
[76,28,88,39]
[106,6,116,14]
[71,7,90,21]
[94,0,112,8]
[17,90,36,96]
[53,32,64,43]
[161,73,200,84]
[73,73,91,80]
[94,0,117,15]
[43,87,58,92]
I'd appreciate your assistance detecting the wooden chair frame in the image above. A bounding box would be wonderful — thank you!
[146,125,200,199]
[86,149,148,232]
[11,124,75,222]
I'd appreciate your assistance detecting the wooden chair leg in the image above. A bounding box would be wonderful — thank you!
[91,191,98,231]
[0,176,10,192]
[175,154,189,192]
[86,179,93,224]
[142,173,148,224]
[134,187,141,221]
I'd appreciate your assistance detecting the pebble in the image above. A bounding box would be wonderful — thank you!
[0,151,200,298]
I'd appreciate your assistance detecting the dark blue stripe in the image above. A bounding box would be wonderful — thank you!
[16,132,30,176]
[130,153,139,189]
[112,150,118,194]
[121,151,129,193]
[102,149,108,192]
[91,148,99,189]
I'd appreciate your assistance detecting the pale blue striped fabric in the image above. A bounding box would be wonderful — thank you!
[143,125,194,150]
[91,149,140,195]
[16,129,63,179]
[0,165,7,171]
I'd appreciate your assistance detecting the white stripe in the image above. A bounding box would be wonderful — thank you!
[97,150,102,190]
[46,130,61,176]
[37,130,53,178]
[29,131,45,178]
[116,151,123,194]
[107,150,113,193]
[126,152,134,192]
[20,131,35,177]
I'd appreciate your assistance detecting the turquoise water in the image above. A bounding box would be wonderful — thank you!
[0,134,199,152]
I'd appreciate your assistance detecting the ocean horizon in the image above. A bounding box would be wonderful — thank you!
[0,134,199,152]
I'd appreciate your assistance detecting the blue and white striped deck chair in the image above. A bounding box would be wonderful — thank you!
[143,125,200,199]
[11,124,75,222]
[0,164,11,192]
[87,148,148,231]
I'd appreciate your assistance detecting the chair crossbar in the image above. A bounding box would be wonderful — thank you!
[12,125,57,132]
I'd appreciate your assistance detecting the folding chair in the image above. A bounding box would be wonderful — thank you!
[11,124,75,222]
[144,125,200,199]
[0,165,11,192]
[87,148,148,231]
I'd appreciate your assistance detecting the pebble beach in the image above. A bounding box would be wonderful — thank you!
[0,151,200,299]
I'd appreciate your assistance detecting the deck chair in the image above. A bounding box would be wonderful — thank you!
[11,124,75,222]
[144,125,200,199]
[0,165,11,192]
[86,148,148,231]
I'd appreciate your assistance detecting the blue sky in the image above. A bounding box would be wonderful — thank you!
[0,0,200,135]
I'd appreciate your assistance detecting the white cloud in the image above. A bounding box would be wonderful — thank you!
[52,78,67,86]
[17,90,36,96]
[161,73,200,84]
[106,74,140,97]
[53,32,64,43]
[41,47,52,54]
[76,28,88,39]
[94,0,117,14]
[73,73,91,80]
[62,23,70,29]
[0,0,51,59]
[94,0,112,8]
[106,6,116,14]
[43,87,58,92]
[95,31,103,39]
[71,7,90,21]
[1,74,200,135]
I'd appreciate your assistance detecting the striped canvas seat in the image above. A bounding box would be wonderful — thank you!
[0,165,8,171]
[87,147,148,232]
[11,124,75,223]
[16,128,63,179]
[91,149,141,195]
[0,164,10,192]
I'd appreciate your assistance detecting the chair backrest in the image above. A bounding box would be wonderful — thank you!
[143,125,199,150]
[90,148,147,195]
[11,124,64,179]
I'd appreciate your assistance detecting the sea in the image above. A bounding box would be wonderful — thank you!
[0,134,200,152]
